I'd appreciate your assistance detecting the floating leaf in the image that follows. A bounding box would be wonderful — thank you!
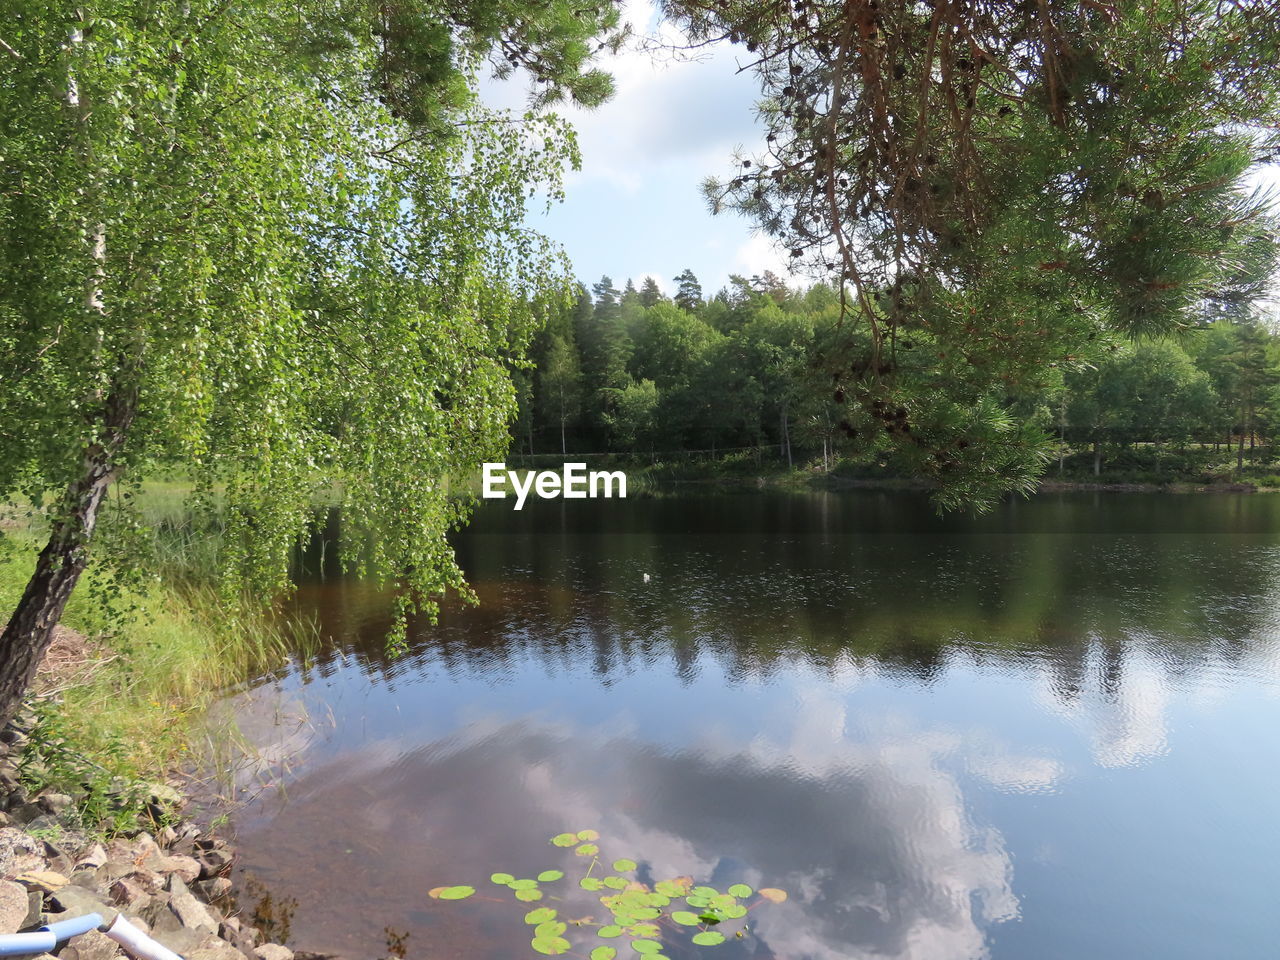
[598,925,624,939]
[535,922,568,939]
[671,911,701,926]
[552,833,578,847]
[591,949,618,960]
[428,886,475,901]
[576,843,600,857]
[758,888,788,904]
[697,912,721,925]
[631,908,660,921]
[525,908,558,925]
[538,870,565,882]
[532,936,572,955]
[613,858,637,872]
[511,879,539,890]
[728,883,753,899]
[580,877,603,891]
[683,896,709,908]
[692,931,726,946]
[602,876,627,889]
[516,889,544,902]
[491,873,515,885]
[693,887,719,899]
[723,904,747,919]
[577,829,601,841]
[628,923,660,938]
[654,881,685,897]
[631,940,662,954]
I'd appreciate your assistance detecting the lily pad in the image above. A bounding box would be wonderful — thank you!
[598,925,624,939]
[728,883,753,898]
[758,888,788,904]
[692,931,726,946]
[491,873,515,885]
[515,888,544,902]
[580,877,603,891]
[671,911,701,926]
[577,829,601,841]
[631,940,662,954]
[535,921,568,939]
[427,885,475,900]
[532,936,572,955]
[613,858,637,872]
[538,870,565,882]
[552,833,579,847]
[591,949,618,960]
[525,908,558,925]
[576,843,600,857]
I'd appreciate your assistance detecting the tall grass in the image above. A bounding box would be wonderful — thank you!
[1,482,318,826]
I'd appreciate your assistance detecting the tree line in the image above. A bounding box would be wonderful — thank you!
[512,270,1280,477]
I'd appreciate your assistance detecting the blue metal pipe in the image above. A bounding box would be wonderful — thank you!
[0,911,105,957]
[0,931,57,956]
[44,912,104,940]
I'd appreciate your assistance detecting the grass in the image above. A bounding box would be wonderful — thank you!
[1,482,317,833]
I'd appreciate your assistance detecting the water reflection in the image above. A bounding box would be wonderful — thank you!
[222,492,1280,960]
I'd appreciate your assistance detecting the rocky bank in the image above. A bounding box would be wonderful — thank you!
[0,707,320,960]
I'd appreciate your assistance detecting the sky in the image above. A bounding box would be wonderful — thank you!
[481,0,792,298]
[484,1,1280,307]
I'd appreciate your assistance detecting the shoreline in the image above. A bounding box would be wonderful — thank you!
[1,704,319,960]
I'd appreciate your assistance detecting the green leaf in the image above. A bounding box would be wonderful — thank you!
[602,876,627,889]
[591,949,618,960]
[532,936,572,955]
[552,833,579,847]
[631,940,662,954]
[516,888,544,902]
[491,873,516,885]
[671,911,701,926]
[511,879,539,890]
[597,925,624,939]
[535,921,568,939]
[577,829,601,841]
[612,858,637,872]
[692,931,726,946]
[538,870,565,882]
[580,877,603,891]
[723,904,747,919]
[697,912,721,925]
[428,885,475,900]
[728,883,753,898]
[525,908,558,925]
[576,843,600,857]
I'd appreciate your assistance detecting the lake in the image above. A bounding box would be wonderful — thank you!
[216,490,1280,960]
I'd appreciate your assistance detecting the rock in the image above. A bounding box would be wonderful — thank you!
[35,793,73,816]
[166,875,218,935]
[50,882,117,925]
[0,811,10,828]
[0,827,45,879]
[0,879,29,934]
[145,784,185,809]
[74,843,108,872]
[151,854,202,884]
[156,825,179,848]
[109,877,149,907]
[188,934,251,960]
[198,877,233,902]
[10,803,44,825]
[220,916,259,957]
[54,929,122,960]
[196,848,233,879]
[255,945,294,960]
[14,870,69,893]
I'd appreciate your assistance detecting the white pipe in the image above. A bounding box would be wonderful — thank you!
[102,915,186,960]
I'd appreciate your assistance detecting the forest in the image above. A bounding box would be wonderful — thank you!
[513,268,1280,483]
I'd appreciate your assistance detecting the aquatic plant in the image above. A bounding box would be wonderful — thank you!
[429,830,786,957]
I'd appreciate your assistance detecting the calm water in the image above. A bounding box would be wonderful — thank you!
[219,491,1280,960]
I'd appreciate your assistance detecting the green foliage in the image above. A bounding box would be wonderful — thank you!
[661,0,1280,507]
[0,0,625,663]
[430,830,786,958]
